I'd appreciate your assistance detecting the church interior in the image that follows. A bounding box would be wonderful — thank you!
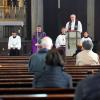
[0,0,100,55]
[0,0,99,100]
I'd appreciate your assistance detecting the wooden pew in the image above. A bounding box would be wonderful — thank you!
[1,56,100,88]
[0,88,75,94]
[0,67,28,69]
[0,70,28,72]
[0,72,33,75]
[0,56,29,64]
[0,56,75,99]
[64,65,100,73]
[64,65,100,86]
[0,75,33,78]
[64,65,100,68]
[0,78,33,82]
[64,56,76,65]
[0,64,28,67]
[0,56,29,60]
[0,94,74,100]
[0,60,28,63]
[0,56,31,88]
[0,82,32,88]
[0,88,75,100]
[0,64,98,88]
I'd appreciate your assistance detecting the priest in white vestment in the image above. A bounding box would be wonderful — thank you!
[65,14,82,56]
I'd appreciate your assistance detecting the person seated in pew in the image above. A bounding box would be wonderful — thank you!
[28,36,53,77]
[74,70,100,100]
[32,48,72,88]
[76,40,100,65]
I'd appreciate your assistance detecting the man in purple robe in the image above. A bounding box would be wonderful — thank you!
[32,25,46,53]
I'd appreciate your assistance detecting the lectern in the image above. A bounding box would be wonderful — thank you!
[65,30,81,56]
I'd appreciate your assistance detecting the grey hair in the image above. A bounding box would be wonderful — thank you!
[40,36,53,50]
[82,40,93,50]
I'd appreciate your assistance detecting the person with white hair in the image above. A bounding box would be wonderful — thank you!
[28,36,53,77]
[76,40,100,65]
[66,14,82,33]
[65,14,82,56]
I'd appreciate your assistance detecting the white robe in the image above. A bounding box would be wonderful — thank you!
[65,20,82,56]
[65,20,82,33]
[8,35,21,50]
[55,34,66,48]
[80,37,92,46]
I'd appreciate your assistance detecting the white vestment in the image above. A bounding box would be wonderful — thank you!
[80,37,92,46]
[66,20,82,33]
[65,20,82,56]
[55,34,66,48]
[8,35,21,50]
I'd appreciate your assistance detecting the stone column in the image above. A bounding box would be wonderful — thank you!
[87,0,95,40]
[31,0,43,38]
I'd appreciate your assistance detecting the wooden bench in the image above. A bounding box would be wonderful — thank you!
[0,56,29,59]
[0,60,28,63]
[64,65,100,86]
[0,56,100,88]
[0,56,29,64]
[0,94,74,100]
[64,56,76,65]
[0,82,32,88]
[0,88,75,100]
[0,75,33,78]
[0,64,28,67]
[0,88,75,94]
[0,72,33,75]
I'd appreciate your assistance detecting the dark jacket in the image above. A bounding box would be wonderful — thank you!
[28,48,48,77]
[32,65,72,88]
[74,73,100,100]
